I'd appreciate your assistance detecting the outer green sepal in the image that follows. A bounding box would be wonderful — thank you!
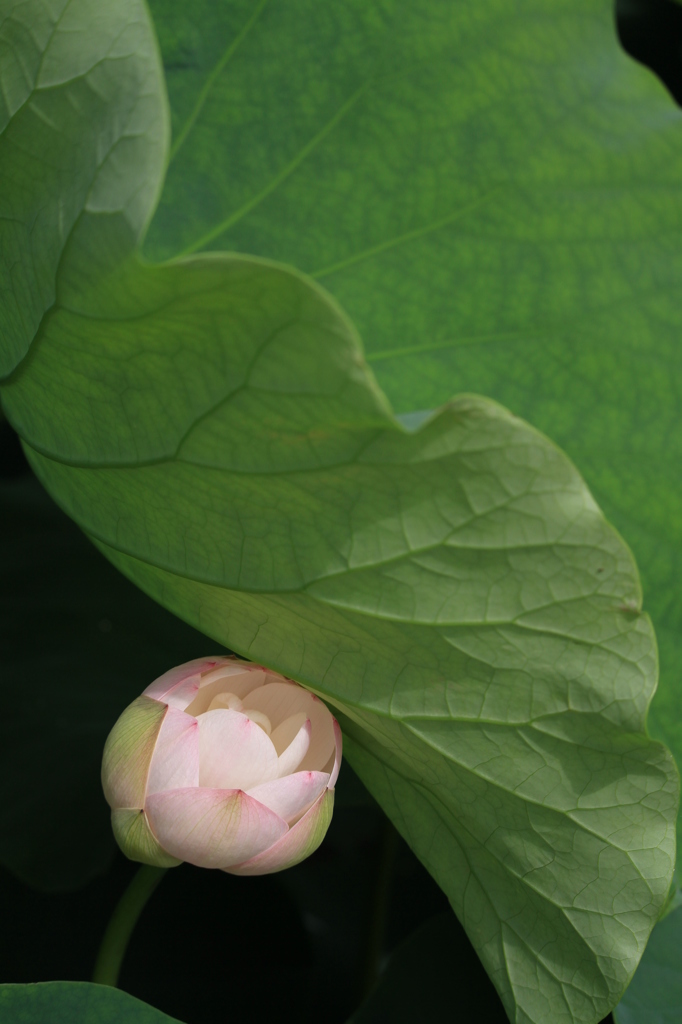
[102,696,166,810]
[111,808,181,868]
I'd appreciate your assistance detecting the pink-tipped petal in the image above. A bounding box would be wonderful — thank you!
[146,706,200,795]
[145,787,288,869]
[144,657,225,710]
[197,709,279,790]
[245,683,335,773]
[184,665,267,717]
[247,770,330,824]
[225,789,335,876]
[101,696,166,810]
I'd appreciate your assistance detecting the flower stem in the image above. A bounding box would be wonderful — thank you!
[92,865,167,987]
[362,819,399,998]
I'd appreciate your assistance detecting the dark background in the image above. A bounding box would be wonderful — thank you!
[2,2,681,1020]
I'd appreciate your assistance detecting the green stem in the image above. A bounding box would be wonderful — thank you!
[362,820,399,998]
[92,865,167,987]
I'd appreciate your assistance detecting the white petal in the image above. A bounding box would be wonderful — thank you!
[184,666,266,717]
[247,771,330,824]
[328,718,343,788]
[207,692,244,712]
[270,711,308,756]
[197,709,279,791]
[276,717,311,777]
[245,683,336,773]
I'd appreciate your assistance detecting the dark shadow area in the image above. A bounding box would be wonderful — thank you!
[0,416,30,479]
[617,0,682,104]
[0,805,509,1024]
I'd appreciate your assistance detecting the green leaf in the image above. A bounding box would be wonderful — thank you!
[613,901,682,1024]
[141,0,682,852]
[0,982,184,1024]
[0,475,221,890]
[0,0,167,377]
[0,3,677,1023]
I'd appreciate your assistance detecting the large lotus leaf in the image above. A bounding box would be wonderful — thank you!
[140,0,682,844]
[0,983,184,1024]
[0,3,677,1023]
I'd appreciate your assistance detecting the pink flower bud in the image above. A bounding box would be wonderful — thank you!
[101,657,342,875]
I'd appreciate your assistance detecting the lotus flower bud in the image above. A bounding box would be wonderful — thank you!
[101,657,342,875]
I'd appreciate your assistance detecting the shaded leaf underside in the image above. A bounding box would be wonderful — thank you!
[143,0,682,849]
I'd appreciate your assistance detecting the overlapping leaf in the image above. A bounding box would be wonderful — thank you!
[0,982,184,1024]
[614,899,682,1024]
[0,0,166,375]
[0,2,677,1022]
[141,0,682,848]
